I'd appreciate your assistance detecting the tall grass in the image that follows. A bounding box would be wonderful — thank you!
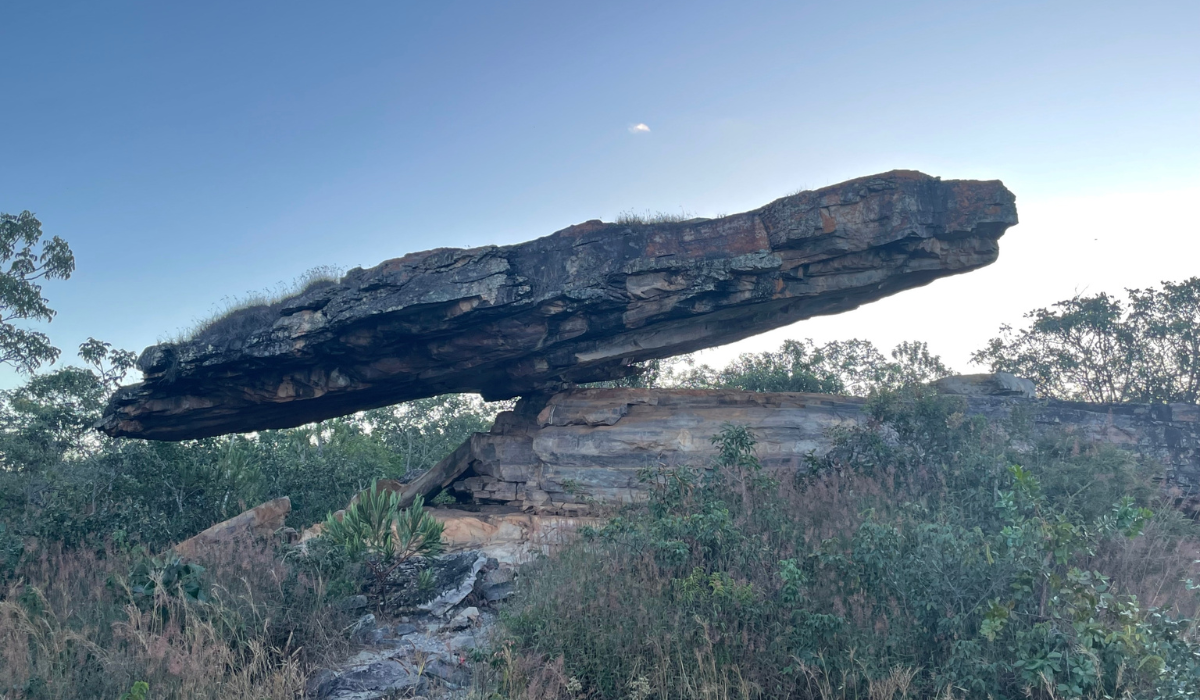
[614,209,699,225]
[0,541,349,700]
[161,265,343,344]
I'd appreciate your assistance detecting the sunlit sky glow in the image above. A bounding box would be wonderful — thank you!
[1,1,1197,388]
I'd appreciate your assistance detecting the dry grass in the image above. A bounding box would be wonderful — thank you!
[1091,509,1200,618]
[0,541,349,700]
[614,209,700,225]
[161,265,343,345]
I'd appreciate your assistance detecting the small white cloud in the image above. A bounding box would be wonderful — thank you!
[628,123,651,134]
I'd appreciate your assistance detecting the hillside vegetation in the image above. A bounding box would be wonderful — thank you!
[499,393,1200,699]
[0,213,1198,700]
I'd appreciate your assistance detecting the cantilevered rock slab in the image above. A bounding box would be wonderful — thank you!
[100,170,1017,440]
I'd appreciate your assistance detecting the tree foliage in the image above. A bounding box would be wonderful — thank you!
[974,278,1200,403]
[671,338,951,396]
[0,211,75,373]
[0,338,503,575]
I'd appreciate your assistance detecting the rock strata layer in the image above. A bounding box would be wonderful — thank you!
[433,383,1200,514]
[172,496,290,558]
[101,170,1016,440]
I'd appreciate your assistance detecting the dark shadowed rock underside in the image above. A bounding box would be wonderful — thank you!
[100,170,1017,440]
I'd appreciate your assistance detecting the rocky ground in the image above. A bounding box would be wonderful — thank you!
[306,551,514,700]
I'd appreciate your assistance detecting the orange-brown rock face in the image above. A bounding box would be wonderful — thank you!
[173,496,291,558]
[99,170,1016,440]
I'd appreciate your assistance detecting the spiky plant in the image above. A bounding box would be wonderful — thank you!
[320,481,444,607]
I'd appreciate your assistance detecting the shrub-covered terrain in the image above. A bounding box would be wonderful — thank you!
[0,355,504,565]
[499,391,1200,699]
[2,213,1199,700]
[0,539,352,699]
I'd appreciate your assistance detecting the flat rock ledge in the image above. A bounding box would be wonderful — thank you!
[100,170,1016,440]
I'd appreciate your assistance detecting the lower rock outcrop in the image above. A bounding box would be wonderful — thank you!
[421,380,1200,514]
[307,549,514,700]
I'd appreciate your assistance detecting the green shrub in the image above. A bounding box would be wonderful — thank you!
[117,681,149,700]
[668,339,951,396]
[125,552,208,603]
[319,483,444,606]
[500,388,1200,699]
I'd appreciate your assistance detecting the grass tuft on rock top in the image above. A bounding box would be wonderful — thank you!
[496,387,1200,700]
[161,265,343,345]
[614,209,699,225]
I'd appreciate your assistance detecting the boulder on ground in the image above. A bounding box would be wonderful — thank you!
[173,496,290,558]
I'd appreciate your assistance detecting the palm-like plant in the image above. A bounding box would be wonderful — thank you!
[321,481,444,606]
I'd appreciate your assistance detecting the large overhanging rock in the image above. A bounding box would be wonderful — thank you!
[100,170,1017,440]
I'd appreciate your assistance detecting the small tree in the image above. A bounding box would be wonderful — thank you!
[77,337,137,388]
[973,278,1200,403]
[320,482,444,607]
[0,339,135,473]
[674,339,951,396]
[0,211,75,373]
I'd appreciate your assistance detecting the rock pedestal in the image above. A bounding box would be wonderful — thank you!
[422,383,1200,514]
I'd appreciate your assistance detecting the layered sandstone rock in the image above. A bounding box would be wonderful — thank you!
[100,170,1017,440]
[431,506,602,564]
[173,496,291,558]
[428,383,1200,514]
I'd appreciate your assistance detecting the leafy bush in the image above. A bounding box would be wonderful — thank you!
[635,339,952,396]
[500,389,1200,699]
[126,552,207,603]
[117,681,149,700]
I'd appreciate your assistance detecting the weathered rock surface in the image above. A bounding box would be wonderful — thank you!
[308,603,491,700]
[425,383,1200,514]
[173,496,290,558]
[300,502,604,565]
[100,170,1017,440]
[308,550,507,700]
[417,552,487,617]
[932,371,1036,397]
[431,505,602,564]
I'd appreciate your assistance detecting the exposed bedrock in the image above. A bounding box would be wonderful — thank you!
[431,381,1200,515]
[100,170,1017,440]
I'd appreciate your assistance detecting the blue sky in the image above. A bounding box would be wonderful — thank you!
[2,0,1198,386]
